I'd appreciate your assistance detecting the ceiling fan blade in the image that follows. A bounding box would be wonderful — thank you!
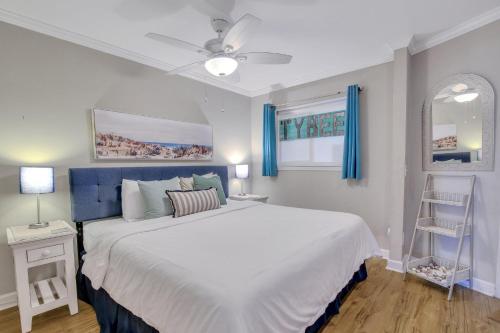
[145,33,211,56]
[223,14,262,52]
[166,60,206,75]
[236,52,292,64]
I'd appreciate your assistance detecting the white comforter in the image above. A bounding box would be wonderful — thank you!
[82,201,378,333]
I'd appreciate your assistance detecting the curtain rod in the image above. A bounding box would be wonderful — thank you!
[273,87,363,109]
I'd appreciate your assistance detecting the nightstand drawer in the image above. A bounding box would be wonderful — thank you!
[27,244,64,262]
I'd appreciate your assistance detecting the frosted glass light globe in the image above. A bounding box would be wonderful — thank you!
[204,57,238,77]
[454,92,479,103]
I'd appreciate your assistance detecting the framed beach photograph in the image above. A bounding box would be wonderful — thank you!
[92,109,213,160]
[432,123,457,151]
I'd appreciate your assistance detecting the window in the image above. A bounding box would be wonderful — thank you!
[277,97,346,170]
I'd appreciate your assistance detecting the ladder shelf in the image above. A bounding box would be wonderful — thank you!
[422,190,468,206]
[416,217,471,238]
[404,174,475,301]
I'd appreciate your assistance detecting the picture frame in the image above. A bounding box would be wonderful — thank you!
[92,109,213,161]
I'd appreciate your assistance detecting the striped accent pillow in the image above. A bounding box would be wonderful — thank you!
[166,187,221,218]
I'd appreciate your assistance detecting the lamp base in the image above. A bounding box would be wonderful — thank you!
[29,222,49,229]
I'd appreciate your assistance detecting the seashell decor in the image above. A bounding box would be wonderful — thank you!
[410,261,451,283]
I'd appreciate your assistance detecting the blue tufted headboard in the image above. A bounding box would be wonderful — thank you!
[69,165,229,260]
[432,151,471,163]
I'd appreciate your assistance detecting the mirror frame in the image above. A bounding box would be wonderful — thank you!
[423,73,495,171]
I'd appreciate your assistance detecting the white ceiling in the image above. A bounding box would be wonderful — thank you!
[1,0,500,96]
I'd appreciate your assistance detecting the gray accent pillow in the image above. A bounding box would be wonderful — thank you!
[193,174,227,205]
[179,173,214,191]
[137,177,181,219]
[166,188,220,218]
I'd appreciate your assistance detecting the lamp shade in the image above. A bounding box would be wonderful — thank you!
[235,164,249,179]
[20,167,54,194]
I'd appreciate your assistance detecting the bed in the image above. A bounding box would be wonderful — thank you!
[70,166,378,333]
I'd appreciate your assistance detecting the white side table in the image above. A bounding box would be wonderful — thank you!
[7,220,78,333]
[229,194,269,203]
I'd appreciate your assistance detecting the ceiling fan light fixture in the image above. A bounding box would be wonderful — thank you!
[452,83,468,93]
[454,92,479,103]
[204,56,238,77]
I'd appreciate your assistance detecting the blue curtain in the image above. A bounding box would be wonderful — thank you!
[342,84,361,180]
[262,103,278,176]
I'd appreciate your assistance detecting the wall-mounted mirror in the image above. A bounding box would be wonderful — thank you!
[423,74,495,171]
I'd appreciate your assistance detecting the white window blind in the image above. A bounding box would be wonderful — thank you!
[276,97,346,170]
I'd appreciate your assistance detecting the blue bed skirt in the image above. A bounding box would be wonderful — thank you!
[77,262,367,333]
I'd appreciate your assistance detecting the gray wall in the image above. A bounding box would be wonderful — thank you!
[2,13,499,300]
[250,62,394,251]
[0,22,251,295]
[405,19,500,285]
[388,48,409,262]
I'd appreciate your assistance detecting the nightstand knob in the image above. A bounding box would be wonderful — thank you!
[41,249,51,257]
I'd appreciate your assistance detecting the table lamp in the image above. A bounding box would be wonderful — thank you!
[235,164,249,195]
[20,167,54,229]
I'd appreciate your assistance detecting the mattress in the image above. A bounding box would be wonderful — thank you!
[82,200,379,333]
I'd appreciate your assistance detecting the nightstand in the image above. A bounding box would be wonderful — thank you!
[7,220,78,333]
[229,194,269,203]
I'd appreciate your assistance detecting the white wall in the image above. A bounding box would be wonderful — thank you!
[250,62,395,252]
[0,22,251,296]
[405,19,500,288]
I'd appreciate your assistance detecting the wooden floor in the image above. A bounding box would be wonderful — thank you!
[1,258,499,333]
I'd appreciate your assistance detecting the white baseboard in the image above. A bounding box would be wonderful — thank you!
[386,259,405,273]
[459,279,496,297]
[376,248,405,273]
[376,248,390,259]
[0,292,17,311]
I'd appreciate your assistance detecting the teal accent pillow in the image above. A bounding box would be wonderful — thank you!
[193,174,227,205]
[137,177,181,219]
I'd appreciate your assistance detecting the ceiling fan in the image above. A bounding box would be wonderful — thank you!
[433,83,479,103]
[145,14,292,82]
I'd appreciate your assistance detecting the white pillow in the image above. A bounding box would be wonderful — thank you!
[121,179,145,222]
[179,173,214,191]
